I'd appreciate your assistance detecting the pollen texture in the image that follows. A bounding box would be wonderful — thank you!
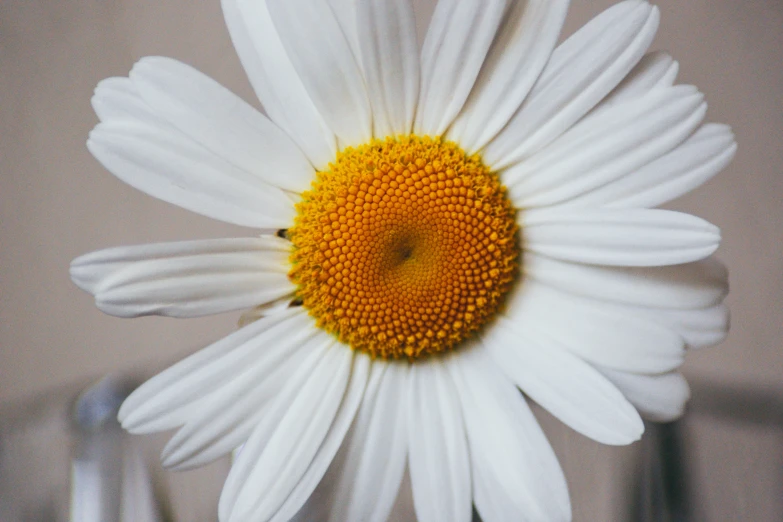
[288,136,518,359]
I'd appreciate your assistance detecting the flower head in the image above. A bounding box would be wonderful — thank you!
[71,0,734,520]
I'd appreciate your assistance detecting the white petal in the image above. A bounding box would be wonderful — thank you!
[484,318,643,445]
[523,208,721,267]
[407,360,471,522]
[654,304,730,349]
[447,347,571,521]
[117,308,312,433]
[92,77,166,126]
[504,85,706,208]
[599,367,691,422]
[128,57,315,193]
[159,330,315,470]
[270,352,372,522]
[524,253,729,310]
[569,124,738,208]
[267,0,372,146]
[71,237,280,294]
[88,121,295,229]
[218,336,337,521]
[328,0,361,65]
[357,0,419,137]
[292,361,408,522]
[221,0,337,168]
[505,281,685,373]
[224,344,354,522]
[587,51,679,117]
[485,1,660,169]
[71,237,293,318]
[447,0,569,152]
[414,0,507,136]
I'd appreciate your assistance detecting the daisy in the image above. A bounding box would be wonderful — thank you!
[70,0,735,520]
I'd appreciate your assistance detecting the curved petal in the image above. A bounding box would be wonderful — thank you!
[569,124,737,208]
[357,0,419,137]
[524,253,729,310]
[217,336,333,521]
[504,85,706,208]
[484,0,660,169]
[447,0,569,152]
[446,347,571,522]
[291,361,409,522]
[128,57,315,193]
[92,77,168,126]
[117,308,312,433]
[505,281,685,373]
[71,237,283,294]
[270,353,372,522]
[159,331,315,470]
[523,208,721,267]
[221,0,336,168]
[407,360,471,522]
[587,51,679,117]
[653,304,730,349]
[483,318,643,445]
[221,343,353,522]
[71,237,294,318]
[267,0,372,146]
[327,0,361,60]
[599,367,691,422]
[413,0,508,136]
[88,120,295,229]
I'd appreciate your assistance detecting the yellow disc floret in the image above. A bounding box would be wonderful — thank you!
[288,135,518,359]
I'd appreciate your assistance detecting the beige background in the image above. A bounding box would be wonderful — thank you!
[1,0,782,520]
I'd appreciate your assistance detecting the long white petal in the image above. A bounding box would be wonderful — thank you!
[128,57,315,193]
[414,0,508,136]
[569,124,737,208]
[71,237,282,294]
[522,261,729,350]
[485,0,659,169]
[505,282,685,373]
[447,0,569,152]
[270,353,371,522]
[291,361,409,522]
[327,0,361,60]
[504,86,706,208]
[357,0,419,137]
[407,360,472,522]
[218,337,335,521]
[267,0,372,146]
[92,77,168,126]
[117,309,312,433]
[88,121,295,229]
[653,304,730,349]
[523,208,720,266]
[447,347,571,521]
[221,0,336,168]
[587,51,679,117]
[71,237,293,318]
[222,343,353,522]
[524,253,729,310]
[484,318,643,445]
[159,330,316,470]
[599,367,691,422]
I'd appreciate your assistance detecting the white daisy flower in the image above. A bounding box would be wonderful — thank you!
[70,0,735,520]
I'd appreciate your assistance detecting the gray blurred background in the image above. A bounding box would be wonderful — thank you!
[1,0,782,520]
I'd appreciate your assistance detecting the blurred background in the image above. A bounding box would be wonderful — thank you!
[1,0,781,520]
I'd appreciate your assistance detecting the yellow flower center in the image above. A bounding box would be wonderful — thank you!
[288,135,518,359]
